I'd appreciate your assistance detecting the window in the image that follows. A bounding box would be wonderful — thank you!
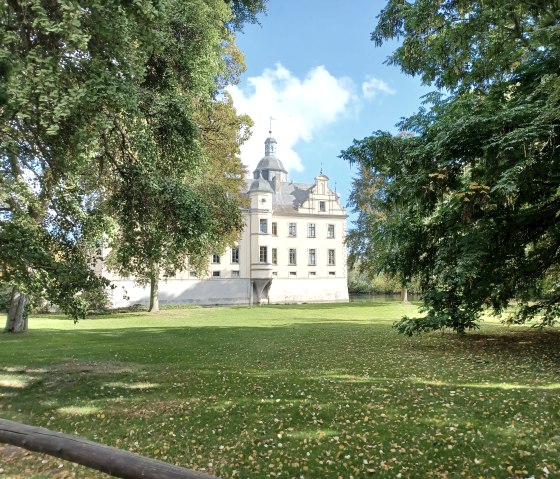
[272,222,278,236]
[231,246,239,264]
[307,223,316,238]
[231,270,240,277]
[259,246,268,263]
[328,249,335,266]
[308,248,316,266]
[212,253,220,264]
[329,271,336,276]
[327,224,335,238]
[289,271,297,277]
[319,201,326,212]
[289,248,297,265]
[288,222,297,237]
[308,271,316,277]
[259,219,268,234]
[272,248,278,265]
[212,271,221,277]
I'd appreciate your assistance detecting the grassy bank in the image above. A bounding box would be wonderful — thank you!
[0,302,559,478]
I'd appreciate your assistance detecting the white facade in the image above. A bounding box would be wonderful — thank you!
[106,136,349,307]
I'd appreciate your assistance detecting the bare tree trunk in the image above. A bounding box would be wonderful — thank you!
[148,267,159,313]
[401,287,409,304]
[5,287,29,333]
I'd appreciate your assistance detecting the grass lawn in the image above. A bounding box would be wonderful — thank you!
[0,302,559,479]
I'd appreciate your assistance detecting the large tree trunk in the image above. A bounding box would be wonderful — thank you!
[401,286,409,304]
[148,267,159,313]
[5,287,29,333]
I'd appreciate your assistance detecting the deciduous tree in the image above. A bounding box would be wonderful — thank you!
[0,0,265,329]
[107,94,251,312]
[343,0,560,334]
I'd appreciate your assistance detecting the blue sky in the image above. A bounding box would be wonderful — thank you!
[228,0,430,214]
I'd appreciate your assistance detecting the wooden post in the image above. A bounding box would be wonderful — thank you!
[0,419,222,479]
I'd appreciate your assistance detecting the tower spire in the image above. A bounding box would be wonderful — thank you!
[264,120,277,156]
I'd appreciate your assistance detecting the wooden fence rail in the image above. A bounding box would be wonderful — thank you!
[0,418,223,479]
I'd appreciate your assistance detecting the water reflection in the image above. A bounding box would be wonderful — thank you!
[349,293,421,303]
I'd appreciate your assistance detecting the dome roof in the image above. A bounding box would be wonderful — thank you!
[252,135,288,181]
[254,155,288,174]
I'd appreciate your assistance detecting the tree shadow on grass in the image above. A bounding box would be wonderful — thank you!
[1,320,559,479]
[442,329,560,355]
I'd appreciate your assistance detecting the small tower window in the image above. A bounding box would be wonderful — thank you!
[259,246,268,263]
[259,219,268,234]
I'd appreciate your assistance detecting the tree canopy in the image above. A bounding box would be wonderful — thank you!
[107,94,252,312]
[0,0,266,329]
[343,0,560,334]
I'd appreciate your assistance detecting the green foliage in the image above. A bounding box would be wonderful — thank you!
[0,0,264,323]
[0,305,558,478]
[344,0,560,334]
[0,283,12,312]
[348,268,415,295]
[107,93,251,299]
[226,0,268,30]
[373,0,560,93]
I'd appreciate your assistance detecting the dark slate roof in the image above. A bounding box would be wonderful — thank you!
[272,182,313,213]
[248,174,274,193]
[245,178,314,213]
[254,155,288,174]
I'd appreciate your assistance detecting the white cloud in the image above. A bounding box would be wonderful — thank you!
[227,63,353,174]
[362,76,396,99]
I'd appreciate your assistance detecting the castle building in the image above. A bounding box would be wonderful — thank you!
[106,136,349,307]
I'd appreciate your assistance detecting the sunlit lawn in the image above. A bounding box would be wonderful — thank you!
[0,302,559,478]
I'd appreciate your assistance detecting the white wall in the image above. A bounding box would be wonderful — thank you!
[108,278,252,308]
[267,278,349,304]
[106,277,348,308]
